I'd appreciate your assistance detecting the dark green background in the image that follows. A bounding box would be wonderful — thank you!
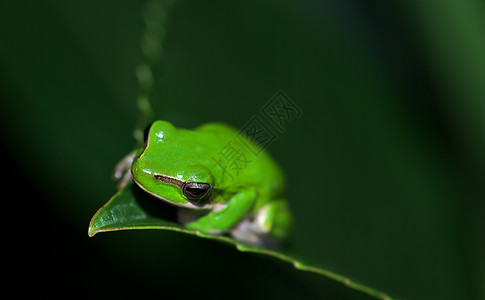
[2,1,484,299]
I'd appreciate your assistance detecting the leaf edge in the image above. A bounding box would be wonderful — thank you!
[89,221,395,300]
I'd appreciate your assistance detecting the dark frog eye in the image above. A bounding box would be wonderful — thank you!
[182,182,211,200]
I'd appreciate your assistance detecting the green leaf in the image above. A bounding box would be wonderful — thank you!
[89,182,394,300]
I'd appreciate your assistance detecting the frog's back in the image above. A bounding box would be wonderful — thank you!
[195,122,285,199]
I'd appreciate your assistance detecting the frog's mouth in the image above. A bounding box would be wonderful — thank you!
[133,175,214,210]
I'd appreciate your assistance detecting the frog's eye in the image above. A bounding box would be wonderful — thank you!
[182,182,211,199]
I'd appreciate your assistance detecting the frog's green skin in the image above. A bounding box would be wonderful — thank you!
[119,120,292,245]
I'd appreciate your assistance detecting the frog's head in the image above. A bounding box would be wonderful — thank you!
[131,120,215,210]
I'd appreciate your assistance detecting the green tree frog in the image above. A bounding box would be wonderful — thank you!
[114,120,292,246]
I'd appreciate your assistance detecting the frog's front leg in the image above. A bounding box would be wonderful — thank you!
[113,150,137,189]
[184,188,257,234]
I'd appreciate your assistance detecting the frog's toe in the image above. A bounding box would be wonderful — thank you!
[117,170,134,189]
[230,219,259,245]
[229,218,281,247]
[113,151,137,189]
[254,201,292,240]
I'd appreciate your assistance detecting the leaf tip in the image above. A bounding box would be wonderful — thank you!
[87,226,97,237]
[87,209,102,237]
[87,219,99,237]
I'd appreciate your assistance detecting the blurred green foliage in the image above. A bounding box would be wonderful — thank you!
[1,0,484,299]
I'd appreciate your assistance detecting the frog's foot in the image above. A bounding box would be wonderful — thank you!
[229,218,275,247]
[177,204,225,235]
[230,201,292,247]
[113,151,136,189]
